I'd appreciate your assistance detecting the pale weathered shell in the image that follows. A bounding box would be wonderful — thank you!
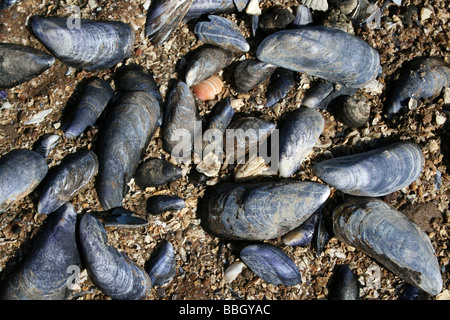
[192,74,224,101]
[185,45,234,87]
[385,56,450,119]
[332,198,443,295]
[0,149,48,213]
[79,212,151,299]
[302,0,328,11]
[96,91,160,210]
[313,141,424,197]
[0,43,55,89]
[256,26,381,88]
[31,16,135,71]
[233,59,277,93]
[62,77,114,138]
[224,261,246,283]
[146,240,176,287]
[279,108,324,178]
[198,180,330,240]
[240,244,302,286]
[145,0,193,46]
[194,15,250,52]
[37,149,98,215]
[0,203,81,300]
[293,4,314,27]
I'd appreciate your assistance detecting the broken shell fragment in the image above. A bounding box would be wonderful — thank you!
[192,74,224,101]
[240,244,302,286]
[332,198,443,296]
[313,141,424,197]
[199,180,330,240]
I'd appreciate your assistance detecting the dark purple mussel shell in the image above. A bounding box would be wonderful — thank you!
[385,56,450,119]
[265,68,296,108]
[185,45,233,87]
[62,77,114,138]
[32,133,60,158]
[332,197,443,296]
[146,240,176,287]
[78,212,151,300]
[327,264,360,300]
[135,158,183,189]
[0,149,48,213]
[0,203,81,300]
[256,26,381,88]
[199,180,330,240]
[96,90,160,210]
[0,43,54,89]
[194,15,250,52]
[184,0,237,21]
[37,149,98,215]
[240,244,302,286]
[146,195,186,215]
[31,16,135,71]
[233,59,277,93]
[313,141,424,197]
[281,208,320,247]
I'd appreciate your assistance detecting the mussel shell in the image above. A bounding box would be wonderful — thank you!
[79,213,151,299]
[302,81,334,109]
[258,8,295,34]
[162,81,200,162]
[185,45,234,87]
[96,90,160,210]
[184,0,236,21]
[278,108,324,178]
[240,244,302,286]
[385,56,450,119]
[62,77,114,138]
[292,4,314,27]
[233,59,277,93]
[31,16,135,71]
[37,149,98,215]
[281,208,319,246]
[198,180,330,240]
[194,15,250,52]
[265,68,296,108]
[327,264,360,300]
[101,207,148,229]
[135,158,183,189]
[33,133,60,158]
[0,203,81,300]
[332,198,443,295]
[0,149,48,213]
[0,0,19,10]
[256,26,381,88]
[146,195,186,215]
[146,240,176,287]
[0,43,55,89]
[313,141,424,197]
[145,0,193,46]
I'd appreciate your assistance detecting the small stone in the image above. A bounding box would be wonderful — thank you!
[420,7,433,21]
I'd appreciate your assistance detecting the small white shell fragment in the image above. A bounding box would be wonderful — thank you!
[224,261,246,283]
[302,0,328,11]
[392,0,402,5]
[22,108,53,125]
[246,0,261,15]
[420,7,433,21]
[1,102,12,110]
[435,111,447,126]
